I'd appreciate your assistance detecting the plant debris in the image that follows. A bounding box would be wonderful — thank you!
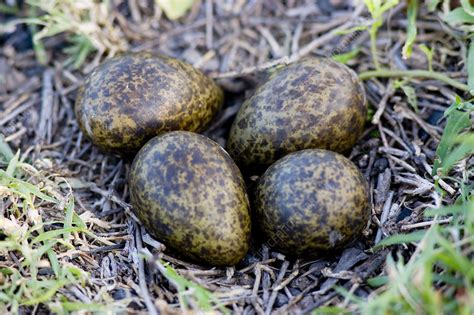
[1,1,473,314]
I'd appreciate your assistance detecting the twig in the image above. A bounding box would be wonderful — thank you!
[212,56,290,79]
[36,68,54,145]
[401,217,452,231]
[265,260,289,315]
[205,0,213,50]
[321,268,358,280]
[141,233,166,251]
[275,280,319,314]
[395,173,433,195]
[291,21,303,54]
[375,191,394,244]
[252,264,262,297]
[433,175,457,195]
[0,96,37,127]
[258,26,283,57]
[135,225,159,315]
[273,267,299,291]
[372,83,393,125]
[394,104,441,141]
[374,168,392,214]
[387,154,417,172]
[377,123,396,172]
[420,159,456,195]
[213,4,365,79]
[290,4,365,60]
[261,246,271,305]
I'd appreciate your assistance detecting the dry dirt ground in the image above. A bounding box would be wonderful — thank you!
[0,1,472,314]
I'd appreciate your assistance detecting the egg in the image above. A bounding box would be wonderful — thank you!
[254,149,369,257]
[226,57,366,168]
[129,131,251,266]
[75,52,223,154]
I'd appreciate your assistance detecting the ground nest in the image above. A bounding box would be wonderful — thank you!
[0,1,473,314]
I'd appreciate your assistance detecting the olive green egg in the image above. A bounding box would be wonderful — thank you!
[129,131,251,266]
[75,52,223,155]
[226,57,366,168]
[254,149,369,257]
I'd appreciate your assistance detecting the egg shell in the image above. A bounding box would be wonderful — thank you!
[227,57,367,168]
[75,52,223,155]
[129,131,251,266]
[254,149,369,257]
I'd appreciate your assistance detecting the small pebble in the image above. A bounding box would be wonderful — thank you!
[292,276,312,291]
[112,288,127,300]
[38,268,54,276]
[308,260,328,275]
[275,293,289,307]
[397,207,412,222]
[372,157,389,175]
[289,288,301,296]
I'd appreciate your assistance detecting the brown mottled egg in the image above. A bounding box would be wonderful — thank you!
[129,131,251,266]
[226,57,366,168]
[75,52,223,155]
[254,149,369,257]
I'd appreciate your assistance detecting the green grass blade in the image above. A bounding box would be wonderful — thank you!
[63,36,95,69]
[0,3,19,14]
[0,134,14,163]
[419,44,434,71]
[47,249,60,278]
[460,0,474,15]
[0,171,59,204]
[22,280,66,305]
[31,227,86,244]
[444,7,474,25]
[424,201,474,217]
[33,241,58,259]
[367,275,389,287]
[18,183,58,204]
[28,7,48,65]
[57,302,108,312]
[432,108,471,176]
[332,48,360,64]
[434,250,473,277]
[313,306,351,314]
[440,134,474,175]
[379,0,399,13]
[373,230,426,249]
[5,151,20,177]
[155,0,195,20]
[400,84,418,112]
[334,25,368,35]
[159,261,229,314]
[63,197,74,240]
[427,0,442,11]
[432,273,465,286]
[402,0,418,59]
[467,40,474,95]
[334,286,364,303]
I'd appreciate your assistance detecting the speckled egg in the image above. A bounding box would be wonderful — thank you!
[254,149,369,257]
[129,131,251,266]
[226,57,366,168]
[75,52,223,154]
